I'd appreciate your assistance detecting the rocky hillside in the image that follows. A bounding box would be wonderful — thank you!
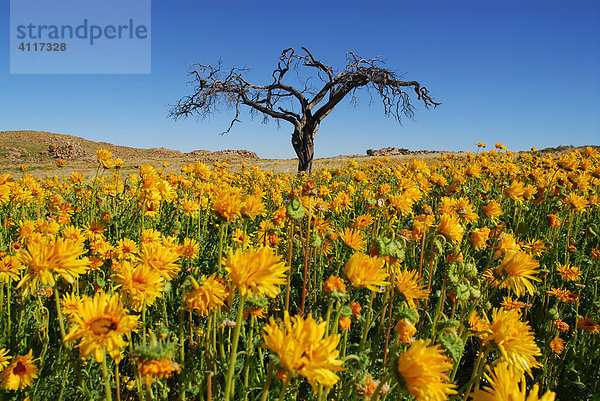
[0,130,259,167]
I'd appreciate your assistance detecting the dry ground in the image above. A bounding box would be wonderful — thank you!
[1,130,591,178]
[0,130,455,177]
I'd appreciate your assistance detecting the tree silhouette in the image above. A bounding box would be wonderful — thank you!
[170,47,439,175]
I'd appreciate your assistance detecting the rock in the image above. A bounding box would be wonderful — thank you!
[367,147,411,156]
[48,141,86,159]
[212,149,259,159]
[366,147,437,157]
[147,147,183,156]
[185,149,212,156]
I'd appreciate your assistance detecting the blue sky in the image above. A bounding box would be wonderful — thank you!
[1,0,599,159]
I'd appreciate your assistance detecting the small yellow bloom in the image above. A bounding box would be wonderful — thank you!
[343,253,389,292]
[470,362,555,401]
[550,337,565,355]
[556,262,581,282]
[438,213,464,245]
[492,251,540,297]
[223,246,288,299]
[395,267,429,307]
[339,227,366,251]
[1,350,38,390]
[394,319,416,345]
[481,308,542,373]
[396,339,457,401]
[184,274,228,315]
[64,292,138,363]
[262,311,344,391]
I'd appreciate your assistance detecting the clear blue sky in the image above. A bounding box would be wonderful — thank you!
[1,1,599,159]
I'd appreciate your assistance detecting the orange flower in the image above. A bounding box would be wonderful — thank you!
[339,228,366,251]
[323,275,347,294]
[554,319,570,332]
[350,302,362,316]
[438,213,464,245]
[339,316,351,331]
[550,337,565,355]
[394,319,417,345]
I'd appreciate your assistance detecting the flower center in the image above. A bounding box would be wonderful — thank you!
[13,361,26,375]
[90,317,118,335]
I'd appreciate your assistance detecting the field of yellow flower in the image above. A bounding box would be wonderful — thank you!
[0,145,599,400]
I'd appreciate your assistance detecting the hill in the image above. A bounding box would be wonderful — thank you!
[0,130,263,175]
[0,130,596,177]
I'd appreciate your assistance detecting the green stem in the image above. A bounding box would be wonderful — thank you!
[359,291,376,352]
[259,359,275,401]
[101,351,114,401]
[278,376,290,401]
[224,295,246,401]
[285,222,294,313]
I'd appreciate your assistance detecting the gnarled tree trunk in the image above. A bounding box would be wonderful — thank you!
[291,122,318,176]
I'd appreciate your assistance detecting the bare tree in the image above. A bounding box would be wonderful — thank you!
[170,47,439,175]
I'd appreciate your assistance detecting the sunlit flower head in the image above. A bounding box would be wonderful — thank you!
[483,200,503,220]
[394,319,417,345]
[492,251,540,297]
[481,308,542,373]
[138,243,181,281]
[61,292,88,316]
[323,275,347,294]
[343,252,389,292]
[112,261,165,311]
[501,296,527,311]
[548,288,580,304]
[17,237,89,295]
[396,339,457,401]
[437,213,464,245]
[262,311,344,391]
[339,227,366,251]
[223,246,288,299]
[394,267,429,307]
[240,195,267,220]
[64,292,139,363]
[505,180,525,202]
[470,362,555,401]
[212,186,243,221]
[0,255,24,283]
[178,237,200,261]
[1,350,38,390]
[564,192,589,213]
[470,227,491,251]
[184,274,228,315]
[556,262,581,282]
[115,238,139,261]
[354,214,374,229]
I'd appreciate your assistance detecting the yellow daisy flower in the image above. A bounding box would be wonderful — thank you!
[64,292,138,363]
[223,246,288,298]
[396,339,457,401]
[343,253,389,292]
[1,350,38,390]
[262,311,344,391]
[470,362,555,401]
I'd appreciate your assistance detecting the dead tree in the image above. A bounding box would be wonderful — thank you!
[170,47,439,175]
